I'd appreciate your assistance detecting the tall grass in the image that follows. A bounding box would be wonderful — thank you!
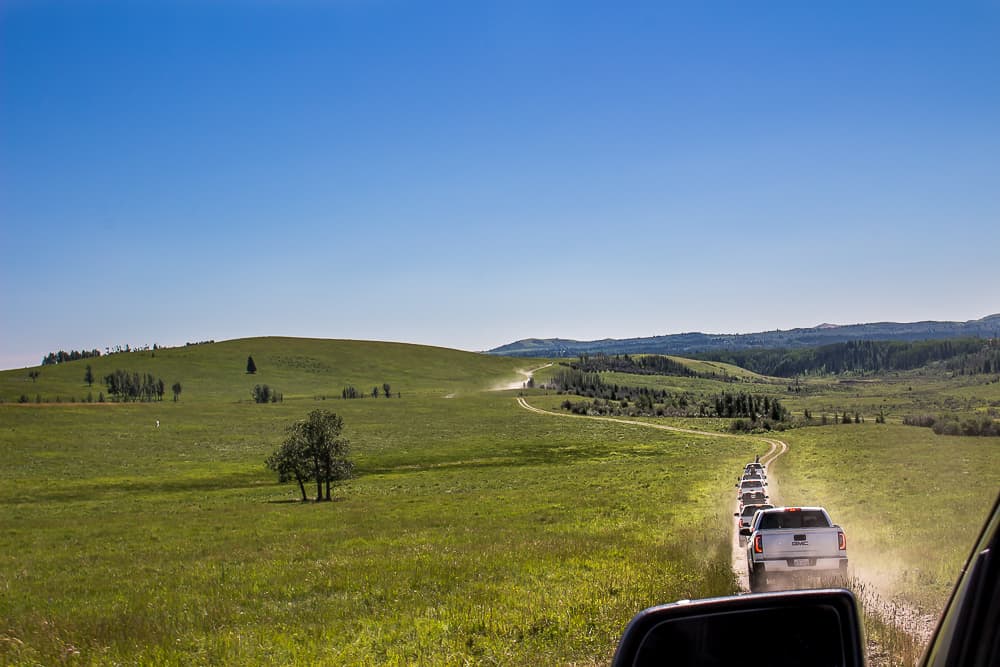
[847,577,929,667]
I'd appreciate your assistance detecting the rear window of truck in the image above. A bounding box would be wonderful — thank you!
[758,510,830,529]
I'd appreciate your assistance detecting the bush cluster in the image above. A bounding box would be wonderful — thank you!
[904,414,1000,437]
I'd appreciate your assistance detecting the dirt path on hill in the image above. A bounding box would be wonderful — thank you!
[491,363,553,391]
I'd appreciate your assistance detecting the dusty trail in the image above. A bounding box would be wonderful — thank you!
[491,363,554,392]
[731,437,788,590]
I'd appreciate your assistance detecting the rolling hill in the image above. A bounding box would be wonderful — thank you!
[0,337,534,404]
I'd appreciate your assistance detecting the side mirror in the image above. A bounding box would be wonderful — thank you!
[733,512,739,517]
[612,589,864,667]
[739,528,752,537]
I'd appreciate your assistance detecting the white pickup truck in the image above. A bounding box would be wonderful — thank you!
[742,506,847,592]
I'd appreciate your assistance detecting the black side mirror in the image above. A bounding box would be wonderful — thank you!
[612,589,864,667]
[739,528,752,537]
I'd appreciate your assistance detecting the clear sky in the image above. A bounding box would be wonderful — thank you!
[2,1,998,369]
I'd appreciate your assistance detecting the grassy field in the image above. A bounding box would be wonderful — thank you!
[1,339,997,665]
[0,341,748,665]
[772,423,1000,612]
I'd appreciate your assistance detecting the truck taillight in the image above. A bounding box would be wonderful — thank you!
[838,531,847,550]
[753,535,763,554]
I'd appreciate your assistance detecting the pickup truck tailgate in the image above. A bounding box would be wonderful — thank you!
[762,529,842,561]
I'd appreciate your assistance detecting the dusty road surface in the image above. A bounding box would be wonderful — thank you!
[731,438,787,591]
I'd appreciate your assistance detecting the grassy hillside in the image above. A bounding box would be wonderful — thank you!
[0,338,536,403]
[771,424,1000,611]
[664,355,767,380]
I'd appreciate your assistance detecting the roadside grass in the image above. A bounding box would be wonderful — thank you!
[772,424,1000,613]
[847,577,926,667]
[0,390,744,665]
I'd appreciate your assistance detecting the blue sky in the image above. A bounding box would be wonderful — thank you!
[2,1,998,369]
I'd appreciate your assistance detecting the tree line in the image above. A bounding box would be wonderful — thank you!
[694,338,992,377]
[342,383,396,399]
[42,349,102,366]
[943,339,1000,375]
[714,391,788,421]
[103,369,167,402]
[567,353,697,377]
[550,367,791,422]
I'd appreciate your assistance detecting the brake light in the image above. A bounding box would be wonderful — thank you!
[787,507,801,512]
[753,535,763,554]
[838,531,847,551]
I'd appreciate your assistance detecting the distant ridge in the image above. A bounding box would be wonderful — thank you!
[486,314,1000,358]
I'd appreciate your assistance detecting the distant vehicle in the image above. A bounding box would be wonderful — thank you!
[743,462,765,476]
[742,506,847,593]
[738,491,767,508]
[736,479,766,498]
[740,470,764,483]
[734,503,773,544]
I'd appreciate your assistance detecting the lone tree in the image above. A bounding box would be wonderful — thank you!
[171,381,182,402]
[85,364,94,387]
[246,355,257,374]
[266,410,353,501]
[28,370,40,383]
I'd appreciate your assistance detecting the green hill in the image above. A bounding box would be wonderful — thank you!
[0,337,535,403]
[663,355,768,380]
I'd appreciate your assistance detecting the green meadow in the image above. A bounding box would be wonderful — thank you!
[1,339,998,665]
[0,340,747,665]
